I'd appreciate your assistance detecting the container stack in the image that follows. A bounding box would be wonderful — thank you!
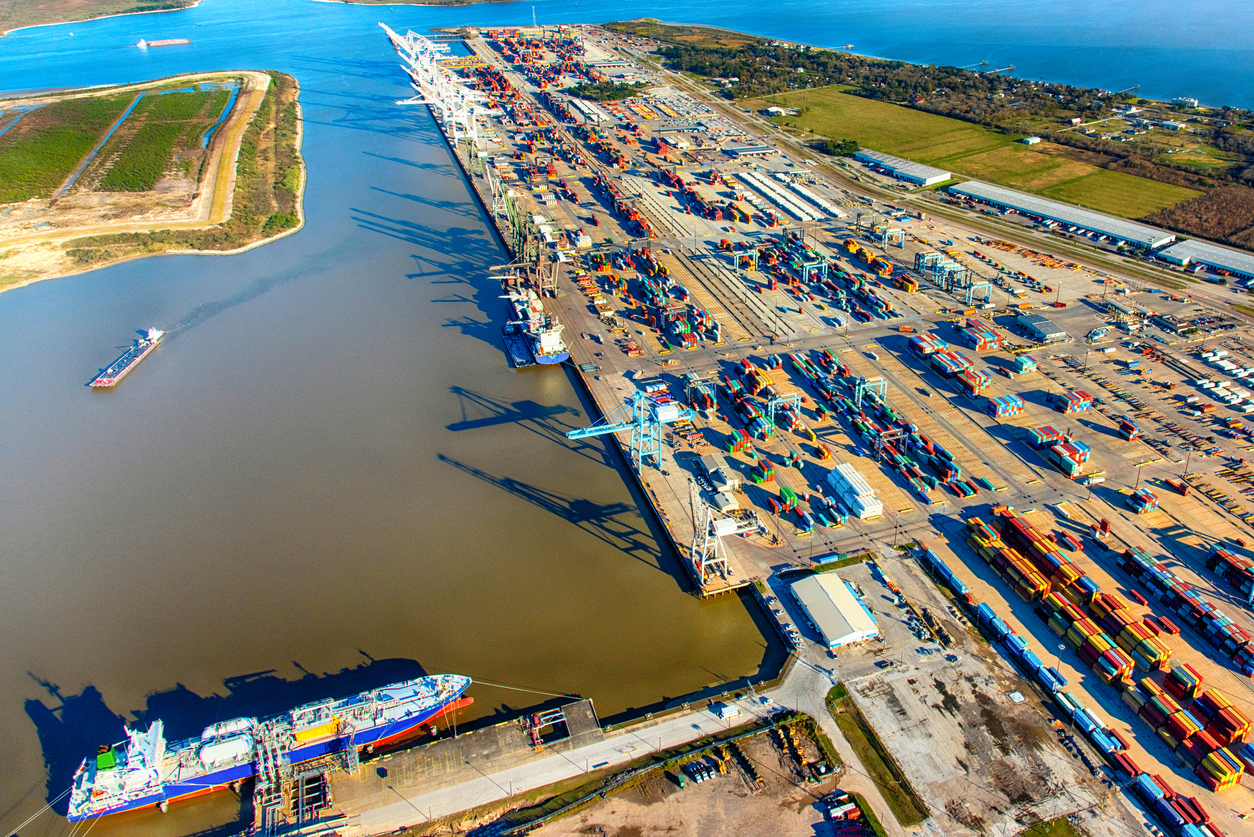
[929,349,974,377]
[1165,664,1204,702]
[1055,389,1094,414]
[958,318,1003,351]
[724,428,751,454]
[1193,690,1252,749]
[1028,426,1063,448]
[958,368,992,396]
[1014,355,1037,374]
[1047,443,1087,479]
[1119,418,1141,441]
[1091,592,1171,671]
[751,459,775,485]
[1120,546,1254,677]
[966,519,1050,601]
[987,394,1026,418]
[825,462,883,520]
[1128,488,1160,514]
[739,359,774,396]
[1204,546,1254,599]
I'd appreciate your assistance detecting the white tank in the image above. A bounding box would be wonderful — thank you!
[201,717,256,740]
[199,735,254,767]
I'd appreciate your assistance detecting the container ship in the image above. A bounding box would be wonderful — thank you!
[68,673,471,821]
[90,328,164,388]
[504,289,568,365]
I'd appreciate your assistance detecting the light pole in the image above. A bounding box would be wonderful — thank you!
[1135,458,1145,489]
[1055,644,1064,673]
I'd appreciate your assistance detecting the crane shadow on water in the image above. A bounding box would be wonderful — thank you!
[446,385,610,466]
[436,454,664,572]
[24,655,429,813]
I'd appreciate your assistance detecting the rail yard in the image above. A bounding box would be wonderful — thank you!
[367,21,1254,837]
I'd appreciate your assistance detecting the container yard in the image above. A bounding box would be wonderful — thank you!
[378,20,1254,837]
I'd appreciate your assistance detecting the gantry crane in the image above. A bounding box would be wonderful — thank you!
[565,390,695,472]
[688,480,732,583]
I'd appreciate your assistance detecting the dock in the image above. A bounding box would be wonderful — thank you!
[331,700,603,823]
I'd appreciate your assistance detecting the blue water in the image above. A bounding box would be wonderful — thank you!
[1,0,1252,107]
[198,82,237,147]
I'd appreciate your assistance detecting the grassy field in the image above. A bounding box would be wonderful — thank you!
[96,88,229,191]
[604,19,766,50]
[1018,816,1085,837]
[1040,168,1201,216]
[753,86,1202,219]
[754,87,1014,165]
[826,684,929,827]
[0,1,193,35]
[0,94,132,202]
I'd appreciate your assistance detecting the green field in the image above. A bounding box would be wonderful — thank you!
[97,88,229,191]
[756,87,1014,164]
[754,86,1202,219]
[0,95,132,202]
[98,122,184,191]
[1040,169,1202,216]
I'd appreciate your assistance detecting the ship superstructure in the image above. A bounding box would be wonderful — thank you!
[68,673,471,820]
[505,289,568,365]
[90,328,164,388]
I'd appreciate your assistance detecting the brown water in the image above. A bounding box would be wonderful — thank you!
[0,51,780,837]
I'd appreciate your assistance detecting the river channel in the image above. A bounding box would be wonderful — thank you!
[1,1,1251,834]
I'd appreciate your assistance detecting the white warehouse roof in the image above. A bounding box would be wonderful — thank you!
[1156,239,1254,280]
[791,574,878,649]
[855,150,950,186]
[948,181,1177,249]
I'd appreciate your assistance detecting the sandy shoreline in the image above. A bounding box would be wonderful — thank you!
[1,0,203,38]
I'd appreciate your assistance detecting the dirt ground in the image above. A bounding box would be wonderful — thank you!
[848,650,1113,837]
[533,732,837,837]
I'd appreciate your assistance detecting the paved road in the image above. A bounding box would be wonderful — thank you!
[342,646,911,837]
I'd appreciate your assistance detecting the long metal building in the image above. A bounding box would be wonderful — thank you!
[948,181,1177,249]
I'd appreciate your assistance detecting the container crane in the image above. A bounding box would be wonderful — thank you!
[565,390,695,471]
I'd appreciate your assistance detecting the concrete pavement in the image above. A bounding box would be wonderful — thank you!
[340,644,914,836]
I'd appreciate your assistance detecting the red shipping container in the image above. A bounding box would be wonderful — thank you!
[1151,774,1176,797]
[1193,730,1221,753]
[1078,643,1100,667]
[1176,795,1209,824]
[1140,703,1168,728]
[1112,752,1140,777]
[1177,736,1209,766]
[1166,714,1196,742]
[1111,729,1132,751]
[1143,616,1161,636]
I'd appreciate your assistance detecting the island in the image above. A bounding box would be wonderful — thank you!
[0,1,198,36]
[0,70,303,291]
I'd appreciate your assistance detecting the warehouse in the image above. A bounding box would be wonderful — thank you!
[948,181,1177,249]
[725,144,774,157]
[790,574,879,650]
[1155,239,1254,281]
[1017,313,1068,343]
[854,150,951,187]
